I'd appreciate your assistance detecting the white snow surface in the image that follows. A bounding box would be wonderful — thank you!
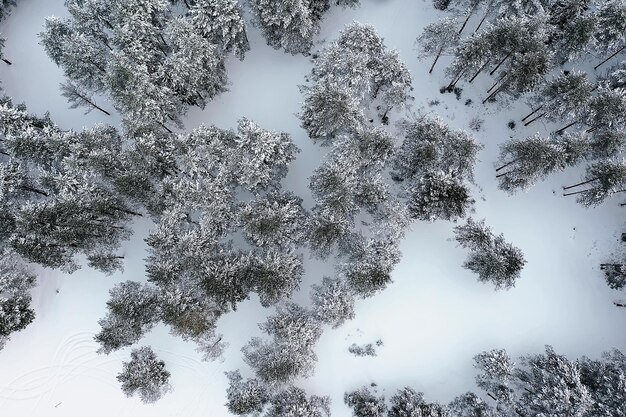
[1,0,625,416]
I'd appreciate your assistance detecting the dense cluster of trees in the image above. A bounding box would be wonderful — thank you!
[39,0,249,132]
[420,1,626,208]
[345,346,626,416]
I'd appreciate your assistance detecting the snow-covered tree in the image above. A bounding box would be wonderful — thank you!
[341,237,400,297]
[117,346,171,403]
[593,0,626,69]
[266,386,330,417]
[299,81,365,142]
[249,0,322,55]
[417,18,461,73]
[578,349,626,416]
[239,191,307,249]
[310,276,355,328]
[447,392,496,417]
[242,302,322,384]
[407,172,474,222]
[0,252,35,350]
[563,159,626,206]
[393,116,481,184]
[344,386,387,417]
[225,370,270,415]
[95,281,160,354]
[515,346,592,416]
[388,387,448,417]
[454,218,526,290]
[473,349,515,403]
[60,81,111,116]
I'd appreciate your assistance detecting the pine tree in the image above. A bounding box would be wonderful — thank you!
[239,191,307,249]
[473,349,515,403]
[447,392,496,417]
[249,0,321,55]
[341,237,400,297]
[299,81,365,142]
[578,349,626,416]
[454,218,526,290]
[417,18,461,74]
[515,346,592,416]
[310,276,355,328]
[0,252,36,350]
[224,370,270,415]
[117,346,171,403]
[388,387,448,417]
[562,159,626,206]
[344,386,387,417]
[59,81,111,115]
[266,386,330,417]
[242,302,322,384]
[593,0,626,69]
[407,171,474,222]
[94,281,160,354]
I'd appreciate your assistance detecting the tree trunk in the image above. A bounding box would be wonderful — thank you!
[483,83,505,104]
[1,57,12,65]
[563,188,593,197]
[496,158,520,172]
[469,60,490,83]
[614,301,626,308]
[554,120,578,135]
[447,71,464,89]
[20,185,49,197]
[487,393,498,401]
[429,49,443,74]
[112,206,143,217]
[78,93,111,116]
[474,11,489,33]
[524,112,546,126]
[487,72,507,93]
[157,121,173,134]
[522,105,544,121]
[594,44,626,71]
[489,51,512,76]
[459,12,472,34]
[563,177,598,190]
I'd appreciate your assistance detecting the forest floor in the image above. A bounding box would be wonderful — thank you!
[0,0,625,416]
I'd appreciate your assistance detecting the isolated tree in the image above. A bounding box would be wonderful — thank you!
[94,281,160,354]
[454,218,526,290]
[242,303,322,384]
[117,346,171,404]
[344,386,387,417]
[266,386,330,417]
[224,370,270,415]
[310,276,355,328]
[563,160,626,206]
[417,18,461,73]
[407,172,474,222]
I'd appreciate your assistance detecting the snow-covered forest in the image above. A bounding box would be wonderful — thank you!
[1,0,626,416]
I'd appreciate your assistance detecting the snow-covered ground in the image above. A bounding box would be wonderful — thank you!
[1,0,625,416]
